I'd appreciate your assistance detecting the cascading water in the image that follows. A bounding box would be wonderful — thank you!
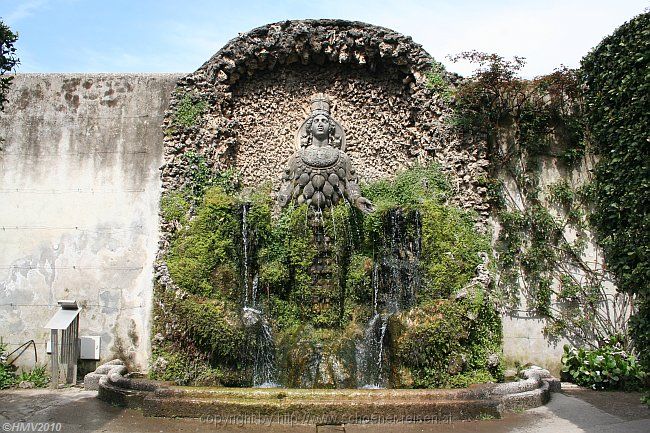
[241,202,423,388]
[357,313,390,388]
[357,208,422,388]
[241,204,279,387]
[242,203,250,306]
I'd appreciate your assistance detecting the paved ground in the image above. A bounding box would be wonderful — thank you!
[0,385,648,433]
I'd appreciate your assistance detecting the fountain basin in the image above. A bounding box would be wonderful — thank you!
[94,361,559,423]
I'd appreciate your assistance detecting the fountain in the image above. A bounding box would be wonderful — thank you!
[91,20,562,422]
[151,92,503,390]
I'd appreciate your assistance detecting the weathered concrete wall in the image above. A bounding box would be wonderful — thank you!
[0,73,181,370]
[498,154,625,375]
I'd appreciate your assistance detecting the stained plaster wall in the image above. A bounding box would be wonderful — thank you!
[0,73,180,370]
[498,154,623,375]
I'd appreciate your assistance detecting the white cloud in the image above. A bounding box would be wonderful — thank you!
[313,0,648,77]
[3,0,49,25]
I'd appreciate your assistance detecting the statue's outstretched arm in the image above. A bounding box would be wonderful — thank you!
[344,158,374,213]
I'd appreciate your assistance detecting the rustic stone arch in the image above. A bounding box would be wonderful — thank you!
[198,19,435,87]
[161,19,487,217]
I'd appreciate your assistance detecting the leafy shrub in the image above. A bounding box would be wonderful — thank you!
[0,341,16,389]
[0,341,49,389]
[561,338,647,391]
[16,365,49,388]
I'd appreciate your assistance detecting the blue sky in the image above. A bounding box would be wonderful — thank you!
[1,0,647,77]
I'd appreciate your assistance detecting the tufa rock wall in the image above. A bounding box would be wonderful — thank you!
[159,19,490,218]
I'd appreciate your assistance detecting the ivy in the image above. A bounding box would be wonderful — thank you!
[581,12,650,375]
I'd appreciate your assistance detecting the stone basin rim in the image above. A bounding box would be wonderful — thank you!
[91,360,560,421]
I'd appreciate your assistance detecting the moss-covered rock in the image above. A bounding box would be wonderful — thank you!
[155,164,501,388]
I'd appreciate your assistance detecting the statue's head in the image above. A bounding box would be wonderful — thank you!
[297,94,345,150]
[305,94,336,144]
[305,113,335,142]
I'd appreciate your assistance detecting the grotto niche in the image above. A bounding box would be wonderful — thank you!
[152,19,501,389]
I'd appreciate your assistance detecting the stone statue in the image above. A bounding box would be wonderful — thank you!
[278,94,374,213]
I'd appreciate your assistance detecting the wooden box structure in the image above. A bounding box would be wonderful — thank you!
[44,300,81,386]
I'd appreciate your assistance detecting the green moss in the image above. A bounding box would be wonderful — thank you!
[174,94,207,128]
[275,323,361,388]
[160,189,191,225]
[362,164,451,210]
[166,187,240,298]
[392,294,502,388]
[158,164,499,387]
[419,201,490,299]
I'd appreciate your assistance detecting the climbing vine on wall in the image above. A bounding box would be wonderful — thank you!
[449,51,634,349]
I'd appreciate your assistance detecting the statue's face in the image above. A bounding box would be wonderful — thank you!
[312,114,329,140]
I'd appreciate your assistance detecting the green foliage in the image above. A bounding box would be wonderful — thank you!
[0,340,16,389]
[159,164,498,387]
[166,187,241,297]
[0,20,18,112]
[419,202,490,299]
[548,180,574,209]
[15,365,49,388]
[450,50,631,352]
[581,12,649,373]
[393,295,502,388]
[562,338,647,391]
[424,60,453,102]
[173,296,247,365]
[180,152,240,200]
[150,288,251,386]
[0,340,49,389]
[160,190,191,225]
[362,164,451,209]
[174,93,207,128]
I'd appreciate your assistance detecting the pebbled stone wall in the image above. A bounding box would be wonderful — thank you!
[160,19,490,219]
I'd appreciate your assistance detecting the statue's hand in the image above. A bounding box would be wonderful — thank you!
[355,197,375,213]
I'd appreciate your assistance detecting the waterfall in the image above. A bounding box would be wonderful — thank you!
[243,307,279,387]
[242,203,250,306]
[357,313,390,388]
[240,204,279,387]
[372,261,379,314]
[357,208,422,388]
[253,319,279,387]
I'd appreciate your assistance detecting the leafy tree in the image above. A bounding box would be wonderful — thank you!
[0,19,19,111]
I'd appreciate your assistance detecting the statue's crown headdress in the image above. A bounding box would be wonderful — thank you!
[310,94,331,116]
